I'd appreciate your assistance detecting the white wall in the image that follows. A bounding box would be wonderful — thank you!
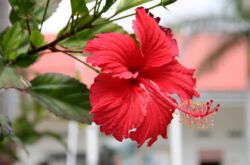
[183,103,246,165]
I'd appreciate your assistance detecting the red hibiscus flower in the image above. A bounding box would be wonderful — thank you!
[83,7,219,147]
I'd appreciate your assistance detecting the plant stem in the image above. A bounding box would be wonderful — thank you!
[61,50,83,54]
[94,0,99,14]
[110,13,134,22]
[97,3,162,26]
[96,1,100,13]
[51,48,100,73]
[63,52,100,74]
[25,18,36,50]
[40,0,50,32]
[28,23,92,55]
[25,19,32,36]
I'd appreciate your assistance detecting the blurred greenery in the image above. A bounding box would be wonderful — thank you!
[0,96,66,164]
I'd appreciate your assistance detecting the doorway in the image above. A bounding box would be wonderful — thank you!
[199,150,223,165]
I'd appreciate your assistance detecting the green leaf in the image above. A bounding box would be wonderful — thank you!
[0,66,29,89]
[59,18,127,51]
[14,53,39,68]
[161,0,177,7]
[33,0,62,22]
[71,0,89,16]
[29,73,91,123]
[56,14,94,39]
[0,115,13,141]
[9,0,62,24]
[102,0,115,13]
[13,116,41,144]
[0,23,22,61]
[8,0,35,19]
[116,0,152,14]
[30,30,45,47]
[0,23,38,67]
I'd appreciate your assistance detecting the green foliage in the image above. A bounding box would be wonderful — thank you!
[30,30,45,48]
[56,14,94,40]
[8,0,35,20]
[60,18,126,51]
[29,73,91,123]
[70,0,89,16]
[0,98,66,163]
[33,0,62,22]
[116,0,152,14]
[235,0,250,21]
[161,0,177,7]
[102,0,116,13]
[0,115,13,141]
[0,23,35,67]
[9,0,62,25]
[14,53,39,68]
[0,23,23,61]
[13,100,65,146]
[0,66,29,90]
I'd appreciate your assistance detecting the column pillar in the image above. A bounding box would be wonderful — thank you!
[66,121,79,165]
[246,84,250,165]
[86,124,99,165]
[170,115,183,165]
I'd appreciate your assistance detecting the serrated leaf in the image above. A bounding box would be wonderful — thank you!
[116,0,152,14]
[9,0,62,24]
[30,30,45,47]
[0,115,13,141]
[8,0,35,19]
[33,0,62,22]
[0,66,29,89]
[71,0,89,16]
[0,23,22,61]
[59,18,127,51]
[29,73,91,124]
[0,23,38,66]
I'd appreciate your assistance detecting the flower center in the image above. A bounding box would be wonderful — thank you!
[128,67,140,79]
[129,67,138,74]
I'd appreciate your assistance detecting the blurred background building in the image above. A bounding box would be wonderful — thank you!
[0,0,249,165]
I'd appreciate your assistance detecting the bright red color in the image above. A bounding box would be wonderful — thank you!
[83,7,219,147]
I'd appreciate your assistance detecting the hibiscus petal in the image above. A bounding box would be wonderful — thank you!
[129,81,174,147]
[90,74,148,141]
[133,8,178,67]
[84,32,143,79]
[140,60,199,101]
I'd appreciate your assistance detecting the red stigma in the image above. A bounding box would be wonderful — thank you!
[178,99,220,128]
